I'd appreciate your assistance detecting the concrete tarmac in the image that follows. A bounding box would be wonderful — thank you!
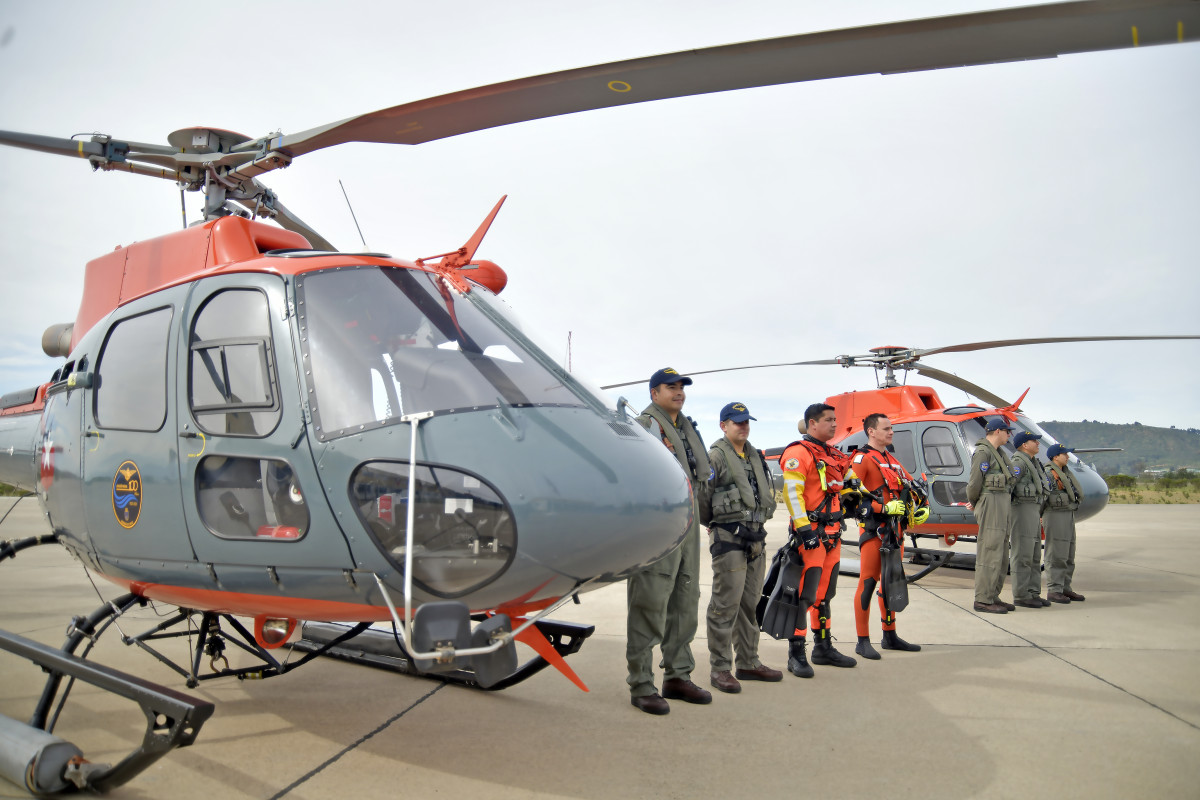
[1,501,1198,799]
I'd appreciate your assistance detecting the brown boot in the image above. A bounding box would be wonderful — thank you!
[710,670,742,693]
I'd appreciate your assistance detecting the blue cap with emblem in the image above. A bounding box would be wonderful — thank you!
[1013,431,1041,448]
[1047,444,1075,459]
[985,418,1014,433]
[720,402,756,422]
[649,367,693,389]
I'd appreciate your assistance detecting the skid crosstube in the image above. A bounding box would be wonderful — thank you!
[0,629,214,794]
[292,617,595,691]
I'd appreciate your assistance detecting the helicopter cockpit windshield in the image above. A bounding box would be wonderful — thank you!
[296,266,599,440]
[959,414,1066,462]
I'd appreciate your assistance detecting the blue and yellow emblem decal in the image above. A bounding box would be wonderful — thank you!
[113,460,142,529]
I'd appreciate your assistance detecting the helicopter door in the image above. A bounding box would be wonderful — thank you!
[81,289,194,565]
[175,275,354,571]
[916,423,973,522]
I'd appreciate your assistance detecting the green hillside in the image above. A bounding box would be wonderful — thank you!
[1037,420,1200,475]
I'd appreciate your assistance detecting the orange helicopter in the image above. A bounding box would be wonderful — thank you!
[0,0,1197,794]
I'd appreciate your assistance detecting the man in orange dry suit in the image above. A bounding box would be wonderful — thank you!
[850,413,929,660]
[779,403,859,676]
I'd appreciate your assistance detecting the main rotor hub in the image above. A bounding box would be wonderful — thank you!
[166,127,252,154]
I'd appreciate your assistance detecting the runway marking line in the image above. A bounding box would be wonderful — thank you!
[268,682,446,799]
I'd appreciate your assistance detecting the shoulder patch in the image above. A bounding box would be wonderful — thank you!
[1013,466,1021,475]
[852,454,864,463]
[980,462,990,473]
[784,457,800,471]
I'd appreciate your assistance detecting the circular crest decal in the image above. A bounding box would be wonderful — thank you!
[112,460,142,529]
[784,457,800,471]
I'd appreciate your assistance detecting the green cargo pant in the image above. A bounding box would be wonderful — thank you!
[626,517,700,697]
[706,539,766,672]
[1043,509,1077,594]
[1009,502,1043,601]
[973,491,1012,605]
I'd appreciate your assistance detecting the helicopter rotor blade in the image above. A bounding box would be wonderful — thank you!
[266,0,1200,159]
[912,366,1012,409]
[907,334,1200,361]
[600,360,839,390]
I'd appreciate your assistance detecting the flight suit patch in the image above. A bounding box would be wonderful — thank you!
[784,457,800,470]
[980,462,990,473]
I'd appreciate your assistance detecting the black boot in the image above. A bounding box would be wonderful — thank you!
[855,636,881,660]
[787,637,814,678]
[810,628,856,668]
[881,629,921,652]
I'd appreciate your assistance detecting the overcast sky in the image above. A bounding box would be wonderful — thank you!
[1,1,1197,449]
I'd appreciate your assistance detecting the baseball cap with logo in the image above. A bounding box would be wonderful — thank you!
[720,402,755,422]
[649,367,693,389]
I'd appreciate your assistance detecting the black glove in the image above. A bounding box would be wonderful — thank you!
[800,523,821,550]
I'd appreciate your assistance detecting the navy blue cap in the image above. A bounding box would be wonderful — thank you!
[720,402,756,422]
[650,367,693,389]
[985,418,1014,433]
[1047,444,1075,459]
[1013,431,1042,448]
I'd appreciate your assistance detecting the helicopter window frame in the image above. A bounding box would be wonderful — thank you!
[294,265,595,441]
[187,288,282,438]
[349,459,517,599]
[93,305,174,433]
[193,455,310,542]
[921,425,964,476]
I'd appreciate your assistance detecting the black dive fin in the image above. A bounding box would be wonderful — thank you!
[879,543,910,613]
[760,556,806,640]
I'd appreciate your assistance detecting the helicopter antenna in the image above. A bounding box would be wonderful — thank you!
[338,180,369,249]
[567,331,573,372]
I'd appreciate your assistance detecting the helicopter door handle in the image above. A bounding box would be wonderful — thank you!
[85,429,103,452]
[179,430,207,458]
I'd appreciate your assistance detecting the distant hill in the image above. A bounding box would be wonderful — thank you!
[1037,420,1200,475]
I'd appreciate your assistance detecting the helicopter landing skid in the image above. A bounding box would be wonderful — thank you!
[290,618,595,691]
[0,625,213,795]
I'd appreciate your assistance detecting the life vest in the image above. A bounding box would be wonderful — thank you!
[1046,461,1083,511]
[708,437,776,527]
[1010,450,1048,505]
[780,436,851,527]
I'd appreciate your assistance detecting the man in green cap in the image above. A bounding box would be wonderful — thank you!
[1009,431,1050,608]
[704,402,782,694]
[966,418,1017,614]
[626,368,714,715]
[1044,443,1087,604]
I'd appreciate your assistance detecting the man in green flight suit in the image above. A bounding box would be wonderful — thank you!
[966,418,1017,614]
[626,367,714,715]
[1009,431,1051,608]
[704,402,782,694]
[1044,443,1087,604]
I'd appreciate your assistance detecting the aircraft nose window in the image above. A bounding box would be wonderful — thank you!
[350,461,515,598]
[295,266,587,440]
[195,456,309,540]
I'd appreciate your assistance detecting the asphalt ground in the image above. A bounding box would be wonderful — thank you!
[1,501,1197,799]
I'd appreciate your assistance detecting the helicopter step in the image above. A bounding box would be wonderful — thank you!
[291,616,595,691]
[0,629,213,796]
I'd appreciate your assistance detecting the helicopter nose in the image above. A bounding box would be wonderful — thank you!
[1072,461,1110,522]
[498,409,693,583]
[343,407,693,603]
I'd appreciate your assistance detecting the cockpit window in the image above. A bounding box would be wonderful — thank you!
[959,414,1068,463]
[296,266,592,440]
